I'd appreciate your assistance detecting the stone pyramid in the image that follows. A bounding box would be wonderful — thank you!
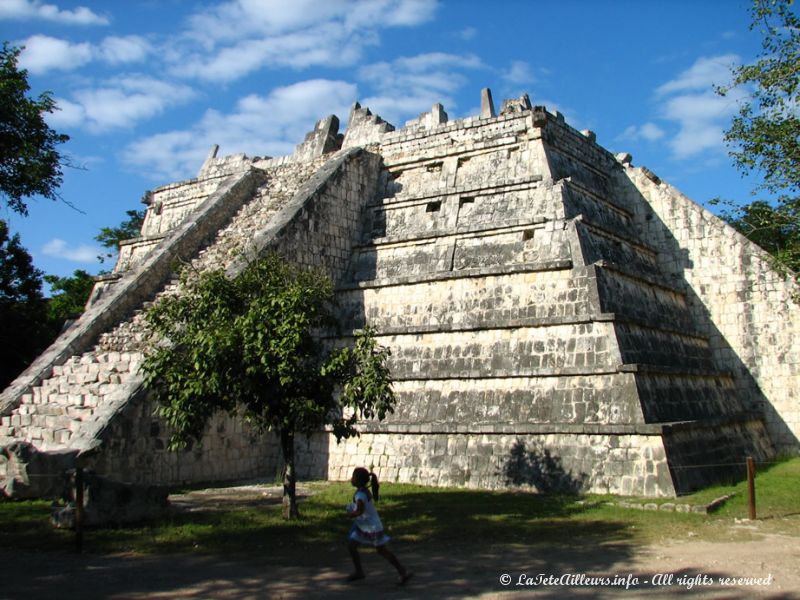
[2,89,797,498]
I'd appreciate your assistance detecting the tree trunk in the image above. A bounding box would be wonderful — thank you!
[280,428,299,519]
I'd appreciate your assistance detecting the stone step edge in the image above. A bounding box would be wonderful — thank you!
[324,313,618,338]
[326,311,710,343]
[325,361,735,382]
[362,217,551,249]
[608,493,736,514]
[339,413,760,436]
[0,169,265,417]
[372,174,545,207]
[338,259,574,290]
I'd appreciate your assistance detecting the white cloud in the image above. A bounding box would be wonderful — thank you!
[662,91,744,158]
[175,26,372,82]
[619,122,666,142]
[171,0,437,82]
[186,0,436,41]
[458,26,477,40]
[378,0,438,26]
[502,60,535,85]
[646,54,747,159]
[98,36,151,64]
[0,0,108,25]
[358,52,484,124]
[18,35,93,73]
[51,76,196,132]
[42,239,101,263]
[656,54,738,96]
[46,97,86,128]
[122,79,358,181]
[18,34,151,74]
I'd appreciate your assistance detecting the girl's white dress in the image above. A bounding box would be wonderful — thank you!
[348,489,391,546]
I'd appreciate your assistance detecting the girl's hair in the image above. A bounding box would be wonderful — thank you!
[352,467,380,501]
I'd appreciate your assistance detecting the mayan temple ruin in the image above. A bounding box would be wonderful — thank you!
[1,88,798,500]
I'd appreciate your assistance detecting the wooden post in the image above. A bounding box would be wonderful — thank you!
[746,456,756,520]
[75,467,84,553]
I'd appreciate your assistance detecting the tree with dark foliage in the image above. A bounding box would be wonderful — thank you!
[142,254,396,519]
[717,0,799,276]
[0,43,70,216]
[0,220,50,389]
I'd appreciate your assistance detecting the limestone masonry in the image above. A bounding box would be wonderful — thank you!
[2,88,798,498]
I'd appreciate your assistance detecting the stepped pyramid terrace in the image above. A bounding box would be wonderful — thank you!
[2,88,798,499]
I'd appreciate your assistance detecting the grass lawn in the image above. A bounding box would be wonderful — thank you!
[2,457,798,560]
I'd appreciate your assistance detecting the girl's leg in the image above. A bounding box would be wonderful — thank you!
[347,540,365,580]
[376,545,411,581]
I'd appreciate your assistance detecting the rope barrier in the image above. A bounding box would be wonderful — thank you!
[666,459,787,470]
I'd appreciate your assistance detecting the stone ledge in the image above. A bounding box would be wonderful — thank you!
[619,363,735,378]
[378,175,546,206]
[336,412,762,436]
[560,177,633,218]
[326,313,618,340]
[579,218,659,257]
[610,493,735,514]
[658,412,766,433]
[118,233,167,248]
[337,259,573,291]
[379,109,533,150]
[346,421,667,435]
[358,220,550,250]
[592,260,684,295]
[370,175,545,208]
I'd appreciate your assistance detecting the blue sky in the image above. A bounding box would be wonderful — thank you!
[1,0,772,287]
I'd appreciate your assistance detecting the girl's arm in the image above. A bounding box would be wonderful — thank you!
[347,498,366,518]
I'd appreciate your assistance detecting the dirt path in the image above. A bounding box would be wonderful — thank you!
[2,484,798,599]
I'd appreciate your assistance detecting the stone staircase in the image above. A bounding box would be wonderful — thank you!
[0,351,142,451]
[0,151,342,493]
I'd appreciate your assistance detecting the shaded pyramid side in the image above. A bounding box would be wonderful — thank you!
[541,110,774,492]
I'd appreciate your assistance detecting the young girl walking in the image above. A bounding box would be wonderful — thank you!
[345,467,413,585]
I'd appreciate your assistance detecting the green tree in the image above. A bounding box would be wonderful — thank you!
[717,0,799,275]
[43,209,145,329]
[0,43,70,216]
[721,200,799,273]
[95,209,145,263]
[0,220,50,389]
[141,254,395,519]
[44,269,96,326]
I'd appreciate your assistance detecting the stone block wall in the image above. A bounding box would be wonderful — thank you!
[594,266,695,332]
[231,148,383,285]
[338,269,596,333]
[621,166,800,453]
[311,429,674,497]
[4,88,796,499]
[634,371,745,423]
[311,102,778,497]
[377,374,644,426]
[88,393,281,487]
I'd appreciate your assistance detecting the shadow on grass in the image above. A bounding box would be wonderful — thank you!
[2,483,794,600]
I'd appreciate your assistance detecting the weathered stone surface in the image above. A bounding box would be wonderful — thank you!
[2,87,797,500]
[1,441,76,499]
[51,471,168,528]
